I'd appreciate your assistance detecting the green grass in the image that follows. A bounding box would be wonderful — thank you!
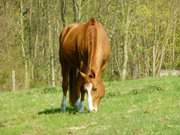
[0,77,180,135]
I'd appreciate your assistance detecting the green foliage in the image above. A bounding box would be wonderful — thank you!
[0,77,180,135]
[0,0,180,90]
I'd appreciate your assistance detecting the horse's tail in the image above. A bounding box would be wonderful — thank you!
[59,27,67,62]
[59,31,63,62]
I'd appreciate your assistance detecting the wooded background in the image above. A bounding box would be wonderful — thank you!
[0,0,180,91]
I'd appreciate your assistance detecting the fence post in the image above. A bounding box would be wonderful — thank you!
[12,70,16,91]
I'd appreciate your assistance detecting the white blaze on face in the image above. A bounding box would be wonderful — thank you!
[84,83,93,112]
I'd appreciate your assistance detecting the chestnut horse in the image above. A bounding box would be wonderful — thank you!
[59,18,110,112]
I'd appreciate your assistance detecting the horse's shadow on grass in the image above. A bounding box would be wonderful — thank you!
[38,107,88,115]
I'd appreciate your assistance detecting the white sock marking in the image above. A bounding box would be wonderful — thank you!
[61,96,67,112]
[75,97,84,112]
[79,101,84,112]
[75,97,81,109]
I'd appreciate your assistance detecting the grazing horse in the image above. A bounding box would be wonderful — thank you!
[59,18,110,112]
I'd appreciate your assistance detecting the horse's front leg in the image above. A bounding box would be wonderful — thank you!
[78,90,85,112]
[60,64,69,112]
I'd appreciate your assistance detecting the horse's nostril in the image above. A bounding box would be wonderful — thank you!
[93,107,98,112]
[88,107,98,112]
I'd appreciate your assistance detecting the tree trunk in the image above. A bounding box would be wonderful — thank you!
[48,4,55,87]
[60,0,66,27]
[152,45,156,76]
[122,7,130,80]
[51,52,55,87]
[25,59,30,89]
[29,0,33,82]
[72,0,81,22]
[171,9,177,69]
[157,22,171,75]
[20,0,29,89]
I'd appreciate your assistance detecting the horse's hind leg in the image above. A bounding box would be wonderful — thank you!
[60,64,69,112]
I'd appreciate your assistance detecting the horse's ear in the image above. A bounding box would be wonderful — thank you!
[80,71,87,79]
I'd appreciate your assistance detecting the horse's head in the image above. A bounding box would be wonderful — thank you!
[80,70,105,112]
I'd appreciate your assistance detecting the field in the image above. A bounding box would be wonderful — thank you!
[0,77,180,135]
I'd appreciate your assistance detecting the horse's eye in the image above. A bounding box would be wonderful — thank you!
[92,87,97,91]
[88,71,95,78]
[89,74,94,78]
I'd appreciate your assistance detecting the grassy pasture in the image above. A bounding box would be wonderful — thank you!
[0,77,180,135]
